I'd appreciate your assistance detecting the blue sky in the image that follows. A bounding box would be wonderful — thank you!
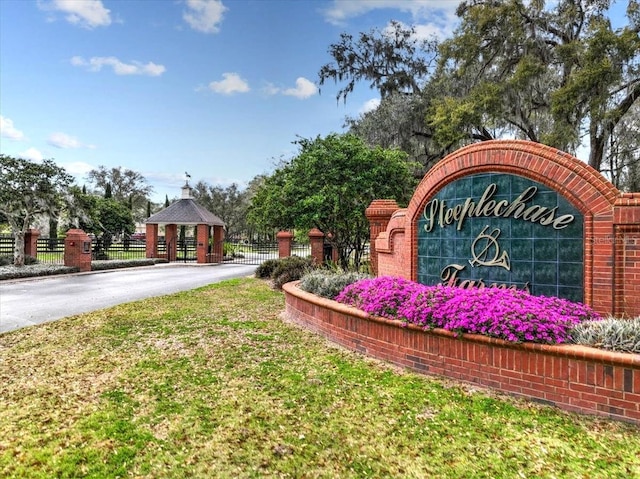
[0,1,628,203]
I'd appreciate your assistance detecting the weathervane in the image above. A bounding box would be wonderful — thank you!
[185,171,191,186]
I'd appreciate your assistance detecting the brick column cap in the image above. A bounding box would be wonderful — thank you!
[308,228,325,238]
[365,199,400,219]
[276,230,294,239]
[65,229,89,237]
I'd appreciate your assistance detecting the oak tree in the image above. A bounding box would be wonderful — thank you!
[248,134,416,269]
[0,155,73,266]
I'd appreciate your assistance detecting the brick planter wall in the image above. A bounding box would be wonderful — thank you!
[283,281,640,425]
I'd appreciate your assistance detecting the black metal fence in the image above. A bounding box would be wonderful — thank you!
[0,233,314,266]
[96,240,148,261]
[224,238,311,265]
[37,237,65,264]
[0,236,149,264]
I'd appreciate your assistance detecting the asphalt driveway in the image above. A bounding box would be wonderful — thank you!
[0,263,257,334]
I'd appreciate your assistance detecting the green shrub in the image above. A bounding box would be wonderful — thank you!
[255,258,280,278]
[0,264,79,280]
[24,255,39,265]
[256,256,314,289]
[271,256,314,289]
[0,255,38,266]
[299,270,371,299]
[570,317,640,354]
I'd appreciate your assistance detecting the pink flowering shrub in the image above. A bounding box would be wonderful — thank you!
[335,276,601,344]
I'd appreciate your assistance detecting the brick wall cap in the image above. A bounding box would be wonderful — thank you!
[276,231,294,239]
[391,209,407,219]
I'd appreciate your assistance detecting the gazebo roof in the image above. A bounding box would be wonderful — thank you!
[145,184,225,227]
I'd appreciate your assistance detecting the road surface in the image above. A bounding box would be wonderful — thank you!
[0,263,257,333]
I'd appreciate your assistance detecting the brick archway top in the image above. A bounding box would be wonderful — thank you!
[407,140,620,223]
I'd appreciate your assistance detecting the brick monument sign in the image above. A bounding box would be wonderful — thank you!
[367,140,640,317]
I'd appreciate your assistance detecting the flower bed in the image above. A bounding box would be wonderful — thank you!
[335,276,600,345]
[283,281,640,425]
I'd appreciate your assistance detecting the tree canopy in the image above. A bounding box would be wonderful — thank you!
[191,182,252,241]
[86,166,153,221]
[0,155,73,266]
[67,188,135,259]
[319,0,640,178]
[248,134,417,269]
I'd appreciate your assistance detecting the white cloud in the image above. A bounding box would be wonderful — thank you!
[207,73,250,94]
[261,83,281,96]
[48,132,95,149]
[71,56,166,76]
[18,148,44,162]
[323,0,459,39]
[263,77,318,99]
[60,160,95,177]
[38,0,111,29]
[323,0,452,23]
[183,0,227,34]
[0,116,25,140]
[282,78,318,99]
[360,98,381,114]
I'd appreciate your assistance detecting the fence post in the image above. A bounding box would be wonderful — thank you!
[308,228,325,265]
[24,229,40,259]
[276,231,294,258]
[64,229,92,272]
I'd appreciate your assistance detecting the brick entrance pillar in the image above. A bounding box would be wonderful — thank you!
[165,224,177,262]
[308,228,325,265]
[365,200,399,275]
[24,229,40,259]
[276,231,294,258]
[64,229,92,272]
[145,223,158,258]
[196,224,210,263]
[211,225,224,263]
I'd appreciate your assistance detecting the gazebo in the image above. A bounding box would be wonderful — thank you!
[145,182,225,263]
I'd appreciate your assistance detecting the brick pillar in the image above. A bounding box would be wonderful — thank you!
[212,225,224,263]
[145,223,158,258]
[276,231,294,258]
[24,229,40,259]
[308,228,325,265]
[613,193,640,317]
[196,224,209,264]
[165,224,177,262]
[64,229,92,272]
[365,199,400,275]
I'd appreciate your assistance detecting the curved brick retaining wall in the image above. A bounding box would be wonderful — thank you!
[283,281,640,425]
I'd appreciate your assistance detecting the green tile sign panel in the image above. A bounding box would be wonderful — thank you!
[417,173,584,302]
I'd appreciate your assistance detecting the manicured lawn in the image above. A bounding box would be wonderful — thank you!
[1,278,638,478]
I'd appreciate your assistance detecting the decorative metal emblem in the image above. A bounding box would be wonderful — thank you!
[469,225,511,271]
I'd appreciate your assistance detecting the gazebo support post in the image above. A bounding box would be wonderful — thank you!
[165,224,178,262]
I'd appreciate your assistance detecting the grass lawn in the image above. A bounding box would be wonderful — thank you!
[1,278,638,478]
